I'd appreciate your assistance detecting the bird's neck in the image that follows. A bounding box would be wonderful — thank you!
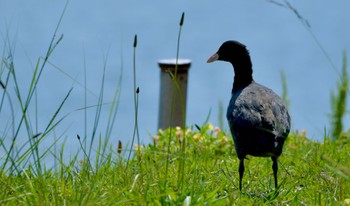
[232,64,253,92]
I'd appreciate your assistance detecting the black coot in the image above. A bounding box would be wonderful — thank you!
[207,40,291,190]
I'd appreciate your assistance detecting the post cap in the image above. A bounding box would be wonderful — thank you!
[158,58,191,66]
[158,58,191,73]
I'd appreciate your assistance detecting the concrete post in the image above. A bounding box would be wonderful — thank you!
[158,59,191,130]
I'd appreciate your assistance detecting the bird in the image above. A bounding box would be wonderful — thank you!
[207,40,291,191]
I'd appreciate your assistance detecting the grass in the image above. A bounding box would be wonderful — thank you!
[330,52,348,140]
[1,125,350,205]
[2,3,350,205]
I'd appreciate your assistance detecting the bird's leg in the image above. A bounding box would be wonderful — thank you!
[271,156,278,189]
[239,159,244,191]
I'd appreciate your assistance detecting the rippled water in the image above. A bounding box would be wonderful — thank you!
[1,1,350,159]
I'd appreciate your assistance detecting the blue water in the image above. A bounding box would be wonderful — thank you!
[1,1,350,161]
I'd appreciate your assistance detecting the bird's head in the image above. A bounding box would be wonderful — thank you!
[207,40,253,87]
[207,40,251,66]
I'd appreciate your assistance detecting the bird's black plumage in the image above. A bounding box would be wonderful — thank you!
[207,40,291,191]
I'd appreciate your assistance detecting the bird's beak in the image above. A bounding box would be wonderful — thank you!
[207,53,219,63]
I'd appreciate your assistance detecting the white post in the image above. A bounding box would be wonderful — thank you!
[158,59,191,130]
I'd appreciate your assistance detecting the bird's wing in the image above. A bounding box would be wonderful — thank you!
[228,83,290,139]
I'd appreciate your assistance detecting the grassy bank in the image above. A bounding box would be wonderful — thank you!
[2,3,350,205]
[1,125,350,205]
